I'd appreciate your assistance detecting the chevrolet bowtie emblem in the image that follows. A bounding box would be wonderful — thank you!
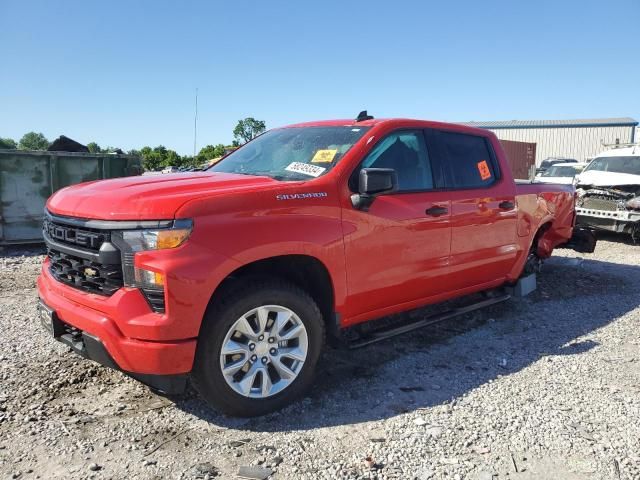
[84,267,98,277]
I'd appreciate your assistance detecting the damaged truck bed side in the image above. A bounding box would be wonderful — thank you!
[575,145,640,241]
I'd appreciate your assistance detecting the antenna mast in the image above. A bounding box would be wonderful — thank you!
[193,88,198,157]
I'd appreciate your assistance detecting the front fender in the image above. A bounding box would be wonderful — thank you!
[175,190,348,316]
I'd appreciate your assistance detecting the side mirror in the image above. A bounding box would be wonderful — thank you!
[351,168,398,211]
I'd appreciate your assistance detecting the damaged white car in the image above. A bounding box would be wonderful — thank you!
[575,145,640,241]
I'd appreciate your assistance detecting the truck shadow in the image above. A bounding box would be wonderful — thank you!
[594,230,638,245]
[176,255,640,432]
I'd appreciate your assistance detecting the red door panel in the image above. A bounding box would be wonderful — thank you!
[342,192,451,322]
[448,187,518,290]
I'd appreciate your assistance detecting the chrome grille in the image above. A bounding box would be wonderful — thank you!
[581,196,619,211]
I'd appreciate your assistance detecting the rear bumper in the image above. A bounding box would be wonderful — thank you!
[37,262,196,380]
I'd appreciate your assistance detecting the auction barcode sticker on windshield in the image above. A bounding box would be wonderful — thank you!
[285,162,326,177]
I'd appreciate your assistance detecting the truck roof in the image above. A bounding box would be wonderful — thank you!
[595,145,640,158]
[283,118,491,136]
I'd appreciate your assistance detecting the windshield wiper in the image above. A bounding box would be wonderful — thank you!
[233,171,308,181]
[230,171,276,179]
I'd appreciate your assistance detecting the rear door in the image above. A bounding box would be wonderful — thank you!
[425,129,518,291]
[342,129,452,320]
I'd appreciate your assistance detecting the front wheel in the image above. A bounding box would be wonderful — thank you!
[192,280,325,416]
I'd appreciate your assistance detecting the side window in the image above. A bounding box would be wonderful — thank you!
[430,131,498,189]
[358,130,433,191]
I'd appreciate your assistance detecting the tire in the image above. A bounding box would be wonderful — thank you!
[192,279,325,416]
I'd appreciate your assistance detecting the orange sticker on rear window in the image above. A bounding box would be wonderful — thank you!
[477,160,492,180]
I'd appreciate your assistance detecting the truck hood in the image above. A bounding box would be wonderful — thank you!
[47,172,279,220]
[576,170,640,188]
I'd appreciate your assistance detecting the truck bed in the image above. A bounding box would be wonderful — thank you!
[515,180,574,195]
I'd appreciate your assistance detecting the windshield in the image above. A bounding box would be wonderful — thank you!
[542,165,581,177]
[583,156,640,176]
[211,126,370,180]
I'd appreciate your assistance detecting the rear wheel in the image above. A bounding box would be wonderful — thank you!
[192,280,324,416]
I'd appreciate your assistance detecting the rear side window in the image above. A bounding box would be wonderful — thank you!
[428,131,498,189]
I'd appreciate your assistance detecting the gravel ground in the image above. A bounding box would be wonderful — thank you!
[0,236,639,480]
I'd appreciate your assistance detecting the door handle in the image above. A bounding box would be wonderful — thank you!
[499,200,515,210]
[425,206,448,217]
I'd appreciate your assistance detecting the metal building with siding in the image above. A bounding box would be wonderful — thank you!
[462,118,637,165]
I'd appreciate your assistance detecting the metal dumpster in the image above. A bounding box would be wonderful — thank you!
[499,139,537,180]
[0,150,142,244]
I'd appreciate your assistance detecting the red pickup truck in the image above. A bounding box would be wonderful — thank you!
[37,114,595,416]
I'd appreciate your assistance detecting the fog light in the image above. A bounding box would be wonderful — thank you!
[134,268,165,288]
[134,268,166,313]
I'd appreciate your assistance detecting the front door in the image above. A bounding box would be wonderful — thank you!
[342,130,452,322]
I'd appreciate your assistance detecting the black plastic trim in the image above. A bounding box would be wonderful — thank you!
[82,333,119,369]
[140,288,166,313]
[326,312,347,348]
[44,232,101,262]
[46,311,188,395]
[44,232,122,265]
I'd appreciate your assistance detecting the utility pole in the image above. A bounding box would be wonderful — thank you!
[193,88,198,158]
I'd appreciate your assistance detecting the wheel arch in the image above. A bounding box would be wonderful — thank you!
[532,220,553,255]
[204,254,337,333]
[509,219,554,280]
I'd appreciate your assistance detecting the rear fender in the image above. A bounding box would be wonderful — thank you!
[536,223,558,258]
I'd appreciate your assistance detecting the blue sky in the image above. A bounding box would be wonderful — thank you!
[1,0,638,155]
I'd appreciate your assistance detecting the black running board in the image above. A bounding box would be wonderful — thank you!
[348,293,511,349]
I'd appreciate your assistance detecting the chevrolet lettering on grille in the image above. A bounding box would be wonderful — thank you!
[43,220,105,250]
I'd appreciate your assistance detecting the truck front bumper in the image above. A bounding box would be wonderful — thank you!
[37,263,195,394]
[576,207,640,234]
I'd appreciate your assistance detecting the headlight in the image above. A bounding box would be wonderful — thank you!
[118,219,193,251]
[111,219,193,294]
[627,197,640,210]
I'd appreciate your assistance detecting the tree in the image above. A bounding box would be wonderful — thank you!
[138,145,185,171]
[233,118,265,145]
[18,132,50,151]
[139,146,163,171]
[197,144,226,164]
[164,149,180,167]
[87,142,101,153]
[0,137,17,149]
[180,155,198,168]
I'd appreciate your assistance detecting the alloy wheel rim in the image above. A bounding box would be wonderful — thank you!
[219,305,309,398]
